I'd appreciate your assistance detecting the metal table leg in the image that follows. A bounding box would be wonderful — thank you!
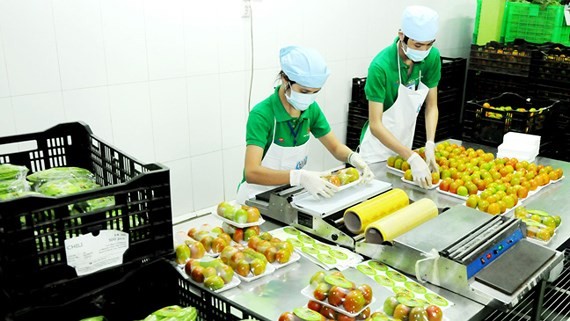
[531,279,547,321]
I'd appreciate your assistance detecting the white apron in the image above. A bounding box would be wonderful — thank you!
[360,47,430,163]
[236,118,309,204]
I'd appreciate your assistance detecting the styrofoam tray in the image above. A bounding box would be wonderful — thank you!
[400,177,440,190]
[173,263,241,293]
[272,251,301,269]
[550,175,565,184]
[526,233,555,246]
[214,215,265,228]
[236,262,276,282]
[301,285,375,318]
[386,164,405,175]
[436,188,469,200]
[336,176,362,191]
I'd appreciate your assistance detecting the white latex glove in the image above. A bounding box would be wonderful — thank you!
[290,169,339,199]
[425,140,439,174]
[347,152,375,183]
[408,152,432,189]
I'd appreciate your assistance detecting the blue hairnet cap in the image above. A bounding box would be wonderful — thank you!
[279,46,330,88]
[401,5,439,41]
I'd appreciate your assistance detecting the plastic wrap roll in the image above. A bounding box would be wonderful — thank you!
[344,189,409,234]
[365,198,438,244]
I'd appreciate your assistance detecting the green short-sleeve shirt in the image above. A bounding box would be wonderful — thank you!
[364,37,442,111]
[241,86,331,184]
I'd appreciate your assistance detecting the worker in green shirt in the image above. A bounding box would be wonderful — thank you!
[236,46,374,204]
[360,5,441,189]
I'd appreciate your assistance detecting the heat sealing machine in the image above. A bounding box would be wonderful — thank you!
[356,205,565,308]
[245,179,392,249]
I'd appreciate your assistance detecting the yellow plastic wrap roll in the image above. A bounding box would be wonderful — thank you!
[344,189,409,234]
[365,198,438,244]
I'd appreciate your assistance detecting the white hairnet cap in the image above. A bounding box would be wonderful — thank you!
[279,46,330,88]
[401,5,439,42]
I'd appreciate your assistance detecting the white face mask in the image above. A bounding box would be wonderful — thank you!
[285,83,318,111]
[402,42,432,62]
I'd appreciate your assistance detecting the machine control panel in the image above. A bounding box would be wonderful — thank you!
[297,211,313,229]
[467,229,524,278]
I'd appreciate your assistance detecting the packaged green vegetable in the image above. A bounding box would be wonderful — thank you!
[143,305,197,321]
[79,317,106,321]
[0,163,29,181]
[85,196,116,211]
[0,190,43,201]
[27,166,95,184]
[0,179,31,194]
[36,178,99,197]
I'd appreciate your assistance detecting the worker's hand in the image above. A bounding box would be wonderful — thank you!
[347,152,375,183]
[290,170,339,199]
[425,141,439,175]
[407,152,432,189]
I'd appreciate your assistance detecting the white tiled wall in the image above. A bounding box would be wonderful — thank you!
[0,0,477,218]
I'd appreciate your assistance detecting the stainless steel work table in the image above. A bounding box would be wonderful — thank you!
[175,140,570,321]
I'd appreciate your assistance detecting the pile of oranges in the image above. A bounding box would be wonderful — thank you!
[434,142,563,215]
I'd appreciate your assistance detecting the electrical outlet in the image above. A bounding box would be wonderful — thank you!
[242,0,251,18]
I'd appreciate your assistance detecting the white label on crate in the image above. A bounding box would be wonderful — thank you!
[565,5,570,26]
[64,230,129,276]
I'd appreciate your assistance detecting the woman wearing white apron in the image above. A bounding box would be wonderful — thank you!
[236,46,374,205]
[360,5,442,189]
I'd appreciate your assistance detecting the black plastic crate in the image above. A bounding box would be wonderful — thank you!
[351,77,367,105]
[464,92,559,145]
[348,101,368,117]
[438,87,462,104]
[439,57,467,92]
[5,258,266,321]
[0,122,173,313]
[465,70,535,101]
[532,47,570,84]
[535,81,570,104]
[468,41,537,77]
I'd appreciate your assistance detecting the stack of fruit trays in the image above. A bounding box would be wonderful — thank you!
[382,296,444,321]
[215,201,265,228]
[270,226,362,271]
[173,225,241,292]
[182,257,240,292]
[282,270,375,321]
[215,201,266,248]
[218,202,301,278]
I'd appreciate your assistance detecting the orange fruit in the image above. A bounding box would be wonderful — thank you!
[549,171,558,181]
[541,173,550,185]
[536,228,552,241]
[328,175,341,187]
[478,200,490,212]
[517,186,529,199]
[554,168,563,179]
[487,203,501,215]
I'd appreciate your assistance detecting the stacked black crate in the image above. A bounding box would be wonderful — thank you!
[346,77,368,151]
[531,46,570,161]
[412,57,467,149]
[462,41,539,144]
